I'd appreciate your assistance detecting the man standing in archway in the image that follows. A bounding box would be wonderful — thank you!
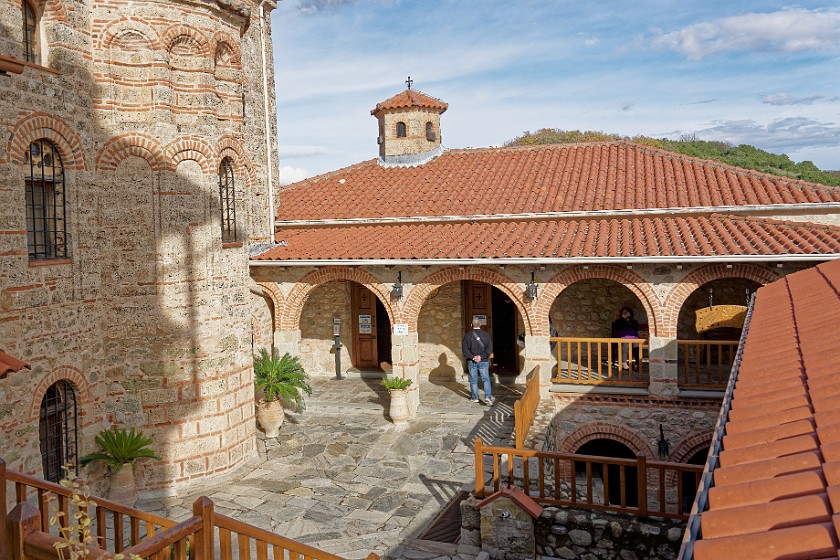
[462,317,494,405]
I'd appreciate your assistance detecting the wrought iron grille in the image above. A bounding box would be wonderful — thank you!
[219,157,238,243]
[25,139,68,260]
[22,1,38,64]
[39,380,78,483]
[396,122,407,138]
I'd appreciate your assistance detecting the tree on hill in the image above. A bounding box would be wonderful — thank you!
[505,129,840,187]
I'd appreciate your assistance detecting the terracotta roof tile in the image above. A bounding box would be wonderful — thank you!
[689,258,840,559]
[370,89,448,116]
[278,142,840,221]
[0,350,29,377]
[255,215,840,262]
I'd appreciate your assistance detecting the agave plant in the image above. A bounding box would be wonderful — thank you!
[79,427,161,472]
[253,349,312,411]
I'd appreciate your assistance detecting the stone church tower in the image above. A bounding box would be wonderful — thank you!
[371,84,448,166]
[0,0,279,495]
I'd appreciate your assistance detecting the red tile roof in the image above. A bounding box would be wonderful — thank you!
[370,89,448,116]
[0,350,29,377]
[253,215,840,262]
[690,257,840,560]
[278,142,840,221]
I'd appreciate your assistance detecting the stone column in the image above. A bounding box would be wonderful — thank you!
[391,332,421,415]
[274,329,301,358]
[647,336,679,397]
[523,335,553,387]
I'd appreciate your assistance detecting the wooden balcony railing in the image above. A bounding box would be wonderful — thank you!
[1,458,379,560]
[550,337,648,387]
[677,340,739,390]
[513,366,540,449]
[474,439,703,520]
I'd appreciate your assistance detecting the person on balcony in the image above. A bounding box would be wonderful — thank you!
[612,306,640,371]
[462,317,494,405]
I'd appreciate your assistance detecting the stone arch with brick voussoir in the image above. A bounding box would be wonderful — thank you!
[660,263,780,338]
[402,266,534,380]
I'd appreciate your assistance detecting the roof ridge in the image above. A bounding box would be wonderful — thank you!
[710,213,840,231]
[279,158,378,192]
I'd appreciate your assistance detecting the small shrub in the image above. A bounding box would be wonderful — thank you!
[381,377,413,390]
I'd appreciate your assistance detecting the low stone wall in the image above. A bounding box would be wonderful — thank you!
[461,496,684,560]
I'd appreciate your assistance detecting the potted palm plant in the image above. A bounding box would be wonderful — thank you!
[381,377,412,425]
[79,427,160,506]
[254,349,312,438]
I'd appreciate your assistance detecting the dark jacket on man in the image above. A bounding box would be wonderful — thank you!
[462,328,493,362]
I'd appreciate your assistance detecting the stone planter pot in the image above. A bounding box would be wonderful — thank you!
[256,399,285,437]
[388,389,410,425]
[108,464,137,507]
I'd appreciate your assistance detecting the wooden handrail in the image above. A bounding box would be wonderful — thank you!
[550,337,648,386]
[513,366,541,449]
[677,340,738,389]
[474,441,703,520]
[122,517,201,558]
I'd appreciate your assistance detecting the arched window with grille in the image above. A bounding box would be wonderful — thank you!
[219,157,238,243]
[39,380,78,483]
[425,121,435,141]
[25,139,68,260]
[396,122,407,138]
[22,0,40,64]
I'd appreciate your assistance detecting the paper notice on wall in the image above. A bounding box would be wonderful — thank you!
[359,314,372,325]
[359,324,372,334]
[393,323,409,336]
[473,314,487,326]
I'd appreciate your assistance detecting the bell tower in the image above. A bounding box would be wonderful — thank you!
[371,78,448,166]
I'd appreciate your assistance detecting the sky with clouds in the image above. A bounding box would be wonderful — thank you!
[271,1,840,184]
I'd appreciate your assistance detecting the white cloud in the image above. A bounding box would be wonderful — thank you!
[279,165,313,185]
[651,8,840,60]
[690,117,840,151]
[761,93,824,106]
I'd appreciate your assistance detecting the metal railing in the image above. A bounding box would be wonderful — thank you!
[474,439,703,520]
[550,337,648,387]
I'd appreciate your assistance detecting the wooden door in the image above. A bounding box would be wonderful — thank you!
[463,281,493,338]
[351,284,378,368]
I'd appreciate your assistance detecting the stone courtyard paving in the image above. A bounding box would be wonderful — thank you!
[138,376,525,560]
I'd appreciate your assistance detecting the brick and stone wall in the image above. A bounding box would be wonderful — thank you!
[418,282,464,380]
[550,278,650,338]
[299,281,354,376]
[0,0,278,492]
[378,108,442,158]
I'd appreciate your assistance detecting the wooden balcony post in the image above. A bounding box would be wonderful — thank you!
[637,456,647,517]
[0,458,7,560]
[192,497,214,560]
[7,502,39,560]
[474,438,485,497]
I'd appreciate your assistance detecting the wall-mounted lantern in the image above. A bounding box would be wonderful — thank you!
[392,271,403,299]
[525,271,538,300]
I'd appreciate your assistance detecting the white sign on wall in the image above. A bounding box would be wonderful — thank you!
[359,324,372,334]
[473,314,487,326]
[358,314,372,325]
[393,323,409,336]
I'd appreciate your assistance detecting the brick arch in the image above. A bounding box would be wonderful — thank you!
[660,263,780,337]
[211,32,242,64]
[217,136,256,187]
[535,265,660,336]
[255,281,284,332]
[43,0,72,23]
[557,421,655,458]
[670,431,713,464]
[97,18,162,52]
[280,267,396,331]
[164,137,215,174]
[7,113,87,170]
[96,134,167,172]
[401,266,532,334]
[29,366,92,423]
[161,24,211,57]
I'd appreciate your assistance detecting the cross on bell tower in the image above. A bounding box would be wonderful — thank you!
[405,76,413,90]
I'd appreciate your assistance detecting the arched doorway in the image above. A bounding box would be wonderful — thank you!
[463,281,522,376]
[299,280,392,376]
[681,448,709,514]
[550,279,649,384]
[677,278,759,388]
[39,380,78,483]
[576,439,638,508]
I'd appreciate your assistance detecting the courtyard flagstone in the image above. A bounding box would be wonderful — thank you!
[136,377,522,560]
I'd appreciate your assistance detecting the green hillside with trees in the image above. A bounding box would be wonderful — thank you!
[505,129,840,187]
